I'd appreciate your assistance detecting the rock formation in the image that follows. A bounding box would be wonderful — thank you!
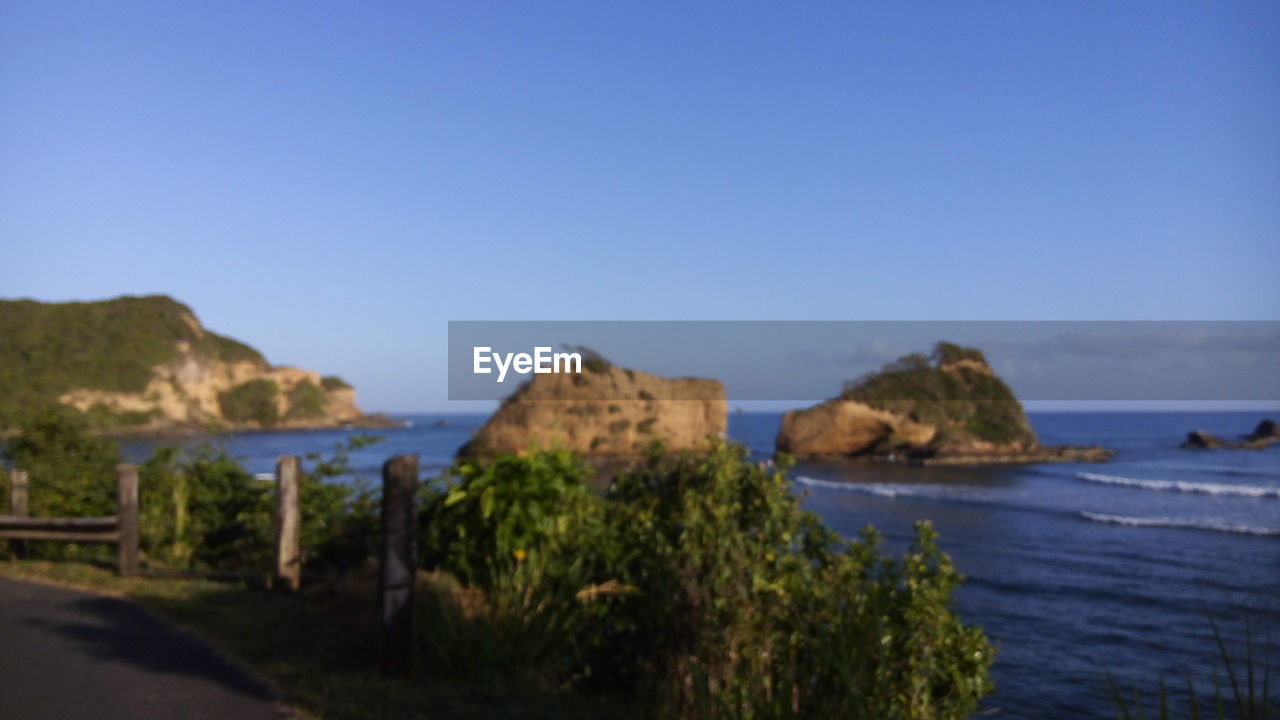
[458,359,726,458]
[1181,419,1278,450]
[0,295,384,431]
[776,342,1112,465]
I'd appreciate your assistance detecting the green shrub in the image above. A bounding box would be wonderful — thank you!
[286,381,328,420]
[420,451,600,588]
[138,444,272,569]
[218,379,280,426]
[1,407,122,560]
[841,342,1035,447]
[138,435,384,573]
[1107,619,1276,720]
[320,375,352,391]
[421,442,994,718]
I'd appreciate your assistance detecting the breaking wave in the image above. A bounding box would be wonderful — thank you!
[1077,472,1280,499]
[1079,512,1280,537]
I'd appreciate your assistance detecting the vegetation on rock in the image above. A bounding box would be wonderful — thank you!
[839,342,1034,446]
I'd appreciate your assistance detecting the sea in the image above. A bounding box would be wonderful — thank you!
[119,411,1280,719]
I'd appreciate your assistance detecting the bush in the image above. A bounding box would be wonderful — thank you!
[420,442,994,718]
[218,379,280,426]
[286,381,328,420]
[139,435,384,573]
[139,444,272,569]
[1,407,122,560]
[320,375,352,391]
[420,451,599,587]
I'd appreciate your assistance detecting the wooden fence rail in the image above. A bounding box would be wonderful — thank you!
[6,455,422,669]
[1,465,139,575]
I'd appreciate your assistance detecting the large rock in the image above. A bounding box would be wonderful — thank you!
[777,342,1111,465]
[459,362,726,458]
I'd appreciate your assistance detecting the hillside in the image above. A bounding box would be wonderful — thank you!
[0,295,373,431]
[776,342,1111,465]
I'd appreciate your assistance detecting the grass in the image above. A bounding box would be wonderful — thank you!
[0,559,636,720]
[1107,619,1276,720]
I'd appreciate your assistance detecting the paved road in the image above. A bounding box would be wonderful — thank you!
[0,576,284,720]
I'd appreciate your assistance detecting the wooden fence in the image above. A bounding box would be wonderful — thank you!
[1,465,139,575]
[2,454,421,674]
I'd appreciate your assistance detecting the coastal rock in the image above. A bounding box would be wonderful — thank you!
[458,361,726,458]
[1181,431,1223,449]
[1182,421,1278,450]
[1246,419,1278,441]
[777,342,1113,465]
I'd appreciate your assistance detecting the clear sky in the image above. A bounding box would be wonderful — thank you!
[2,2,1277,411]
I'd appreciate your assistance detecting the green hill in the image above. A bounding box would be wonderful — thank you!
[0,295,361,430]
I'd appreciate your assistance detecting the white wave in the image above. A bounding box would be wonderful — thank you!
[1077,472,1280,499]
[793,476,992,500]
[794,475,907,497]
[1080,512,1280,537]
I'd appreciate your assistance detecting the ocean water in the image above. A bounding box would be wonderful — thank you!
[121,411,1280,718]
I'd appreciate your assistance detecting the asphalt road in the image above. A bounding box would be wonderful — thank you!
[0,575,284,720]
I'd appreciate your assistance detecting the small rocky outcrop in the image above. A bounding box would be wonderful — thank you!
[1182,420,1278,450]
[777,342,1113,466]
[1246,419,1278,442]
[458,360,726,458]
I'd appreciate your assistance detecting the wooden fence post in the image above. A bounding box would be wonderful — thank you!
[380,453,418,676]
[9,469,28,558]
[116,464,139,576]
[274,455,302,592]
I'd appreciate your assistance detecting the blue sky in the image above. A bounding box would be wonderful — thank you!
[2,2,1277,411]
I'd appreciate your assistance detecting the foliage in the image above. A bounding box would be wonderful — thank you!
[139,435,385,573]
[218,379,280,426]
[1108,619,1276,720]
[2,408,122,517]
[841,341,1034,446]
[562,344,611,374]
[420,451,599,587]
[421,442,994,719]
[84,403,159,429]
[0,404,383,572]
[0,295,266,428]
[299,434,384,573]
[320,375,352,391]
[138,444,272,569]
[932,341,987,366]
[287,380,329,420]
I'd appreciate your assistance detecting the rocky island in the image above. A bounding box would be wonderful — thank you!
[458,353,726,458]
[776,342,1113,466]
[0,295,390,432]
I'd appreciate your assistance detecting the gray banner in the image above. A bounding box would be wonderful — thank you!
[448,321,1280,402]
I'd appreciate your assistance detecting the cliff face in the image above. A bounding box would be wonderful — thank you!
[0,295,369,431]
[777,342,1109,465]
[459,363,726,458]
